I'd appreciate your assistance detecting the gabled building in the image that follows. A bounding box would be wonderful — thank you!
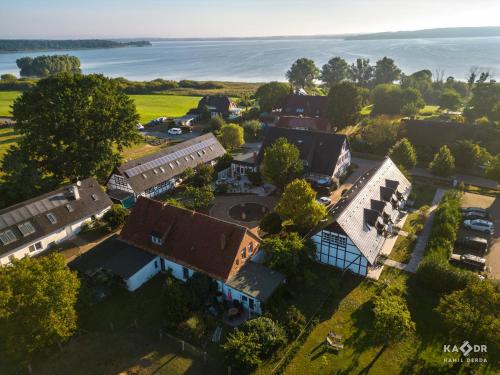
[311,158,411,276]
[257,127,351,184]
[107,133,226,207]
[0,178,112,265]
[198,95,239,118]
[281,94,328,118]
[119,197,285,314]
[275,115,332,133]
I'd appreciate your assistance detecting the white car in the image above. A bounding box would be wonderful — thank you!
[168,128,182,135]
[317,197,332,206]
[463,219,494,235]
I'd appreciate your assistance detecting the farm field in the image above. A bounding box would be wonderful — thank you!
[0,91,20,117]
[0,126,19,163]
[130,94,201,123]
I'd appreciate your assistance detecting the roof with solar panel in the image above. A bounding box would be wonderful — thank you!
[0,178,112,255]
[318,157,412,265]
[115,132,226,193]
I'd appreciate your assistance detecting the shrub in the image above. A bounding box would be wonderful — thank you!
[260,212,282,234]
[284,306,306,339]
[247,170,263,186]
[162,277,190,329]
[102,204,129,231]
[416,255,472,294]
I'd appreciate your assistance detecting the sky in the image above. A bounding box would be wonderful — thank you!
[1,0,500,38]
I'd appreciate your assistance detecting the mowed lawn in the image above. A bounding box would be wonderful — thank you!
[0,91,20,117]
[0,126,19,162]
[131,94,201,123]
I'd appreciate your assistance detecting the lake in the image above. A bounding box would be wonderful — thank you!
[1,37,500,82]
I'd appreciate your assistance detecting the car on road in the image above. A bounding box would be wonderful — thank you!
[450,253,486,271]
[168,127,183,135]
[317,197,332,206]
[463,219,494,235]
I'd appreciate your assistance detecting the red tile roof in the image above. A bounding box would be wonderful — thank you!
[120,197,261,281]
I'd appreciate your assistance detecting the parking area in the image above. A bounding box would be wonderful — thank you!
[458,192,499,279]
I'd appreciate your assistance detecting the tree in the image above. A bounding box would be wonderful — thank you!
[324,81,362,129]
[371,84,424,115]
[284,306,306,339]
[372,289,415,345]
[389,138,417,170]
[16,55,81,77]
[162,277,190,329]
[286,58,320,91]
[218,123,244,150]
[260,137,303,190]
[359,116,400,154]
[243,317,287,353]
[259,212,283,234]
[348,58,374,87]
[263,232,314,277]
[186,163,215,187]
[466,82,500,120]
[242,120,262,140]
[208,115,226,131]
[320,57,349,89]
[491,101,500,123]
[486,154,500,183]
[10,73,140,185]
[275,179,326,231]
[1,73,17,81]
[102,204,129,231]
[181,185,214,210]
[435,280,499,358]
[452,140,490,170]
[439,89,462,110]
[374,57,401,85]
[429,146,455,177]
[255,81,291,112]
[0,254,80,366]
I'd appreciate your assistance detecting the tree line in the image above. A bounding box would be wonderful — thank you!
[16,55,81,77]
[0,39,151,52]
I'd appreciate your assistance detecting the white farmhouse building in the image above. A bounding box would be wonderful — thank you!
[311,158,411,276]
[0,178,112,266]
[106,133,226,208]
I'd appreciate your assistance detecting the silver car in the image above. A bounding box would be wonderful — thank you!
[463,219,494,235]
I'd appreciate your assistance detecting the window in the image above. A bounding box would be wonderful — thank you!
[151,235,162,245]
[169,163,174,169]
[248,242,253,255]
[29,242,42,252]
[183,267,189,280]
[176,160,181,166]
[66,204,74,212]
[241,247,247,259]
[249,298,255,310]
[154,261,158,269]
[184,157,189,161]
[17,222,36,237]
[142,174,148,179]
[46,213,58,224]
[241,295,248,303]
[153,169,158,175]
[0,230,17,245]
[160,167,166,173]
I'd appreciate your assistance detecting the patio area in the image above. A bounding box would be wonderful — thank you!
[217,175,275,197]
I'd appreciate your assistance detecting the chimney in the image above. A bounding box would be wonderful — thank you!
[220,234,226,250]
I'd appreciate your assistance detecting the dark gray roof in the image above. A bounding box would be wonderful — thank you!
[69,235,156,279]
[198,95,234,115]
[116,133,226,193]
[0,178,112,256]
[257,127,348,176]
[323,158,411,265]
[225,261,285,301]
[282,94,328,117]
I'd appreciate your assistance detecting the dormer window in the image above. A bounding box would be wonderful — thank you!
[91,193,99,201]
[151,233,162,245]
[142,173,148,179]
[248,242,253,255]
[47,213,58,224]
[241,247,247,259]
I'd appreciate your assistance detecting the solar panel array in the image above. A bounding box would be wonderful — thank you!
[0,193,70,231]
[124,138,219,178]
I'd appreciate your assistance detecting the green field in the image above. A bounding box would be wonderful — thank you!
[0,91,201,123]
[0,91,20,117]
[130,94,201,123]
[0,126,19,162]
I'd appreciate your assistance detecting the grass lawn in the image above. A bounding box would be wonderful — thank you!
[418,105,440,118]
[131,94,201,123]
[410,183,437,209]
[121,139,169,161]
[0,126,20,166]
[281,268,497,375]
[0,91,20,117]
[390,234,418,263]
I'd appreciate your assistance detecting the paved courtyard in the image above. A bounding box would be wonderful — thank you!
[209,195,278,229]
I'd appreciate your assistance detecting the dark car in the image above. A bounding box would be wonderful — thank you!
[456,236,488,253]
[450,253,486,271]
[463,211,490,220]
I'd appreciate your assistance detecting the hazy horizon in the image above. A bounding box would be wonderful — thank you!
[2,0,500,39]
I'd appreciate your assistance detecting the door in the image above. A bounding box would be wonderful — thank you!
[241,295,248,309]
[160,258,165,272]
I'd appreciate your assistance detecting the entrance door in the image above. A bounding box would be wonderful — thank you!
[241,295,248,309]
[160,258,165,272]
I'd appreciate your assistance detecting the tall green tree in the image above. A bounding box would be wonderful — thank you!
[486,154,500,183]
[261,138,303,190]
[325,81,363,129]
[286,58,319,91]
[217,123,244,150]
[0,254,80,366]
[371,84,424,115]
[452,140,491,170]
[276,179,326,231]
[372,289,415,346]
[348,58,374,87]
[359,116,400,154]
[389,138,418,170]
[466,82,500,120]
[320,57,349,89]
[374,57,401,85]
[255,81,291,112]
[181,185,214,211]
[439,89,462,110]
[16,55,81,77]
[429,145,455,177]
[10,73,140,185]
[263,232,314,277]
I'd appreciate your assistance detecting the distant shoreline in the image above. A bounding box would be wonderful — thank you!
[0,39,151,53]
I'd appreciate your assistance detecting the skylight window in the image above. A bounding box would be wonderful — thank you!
[46,213,58,224]
[159,167,166,173]
[91,193,99,201]
[142,173,148,179]
[17,222,36,237]
[0,229,17,245]
[66,204,74,212]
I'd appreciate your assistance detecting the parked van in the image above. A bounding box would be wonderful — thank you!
[456,236,488,253]
[450,253,486,271]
